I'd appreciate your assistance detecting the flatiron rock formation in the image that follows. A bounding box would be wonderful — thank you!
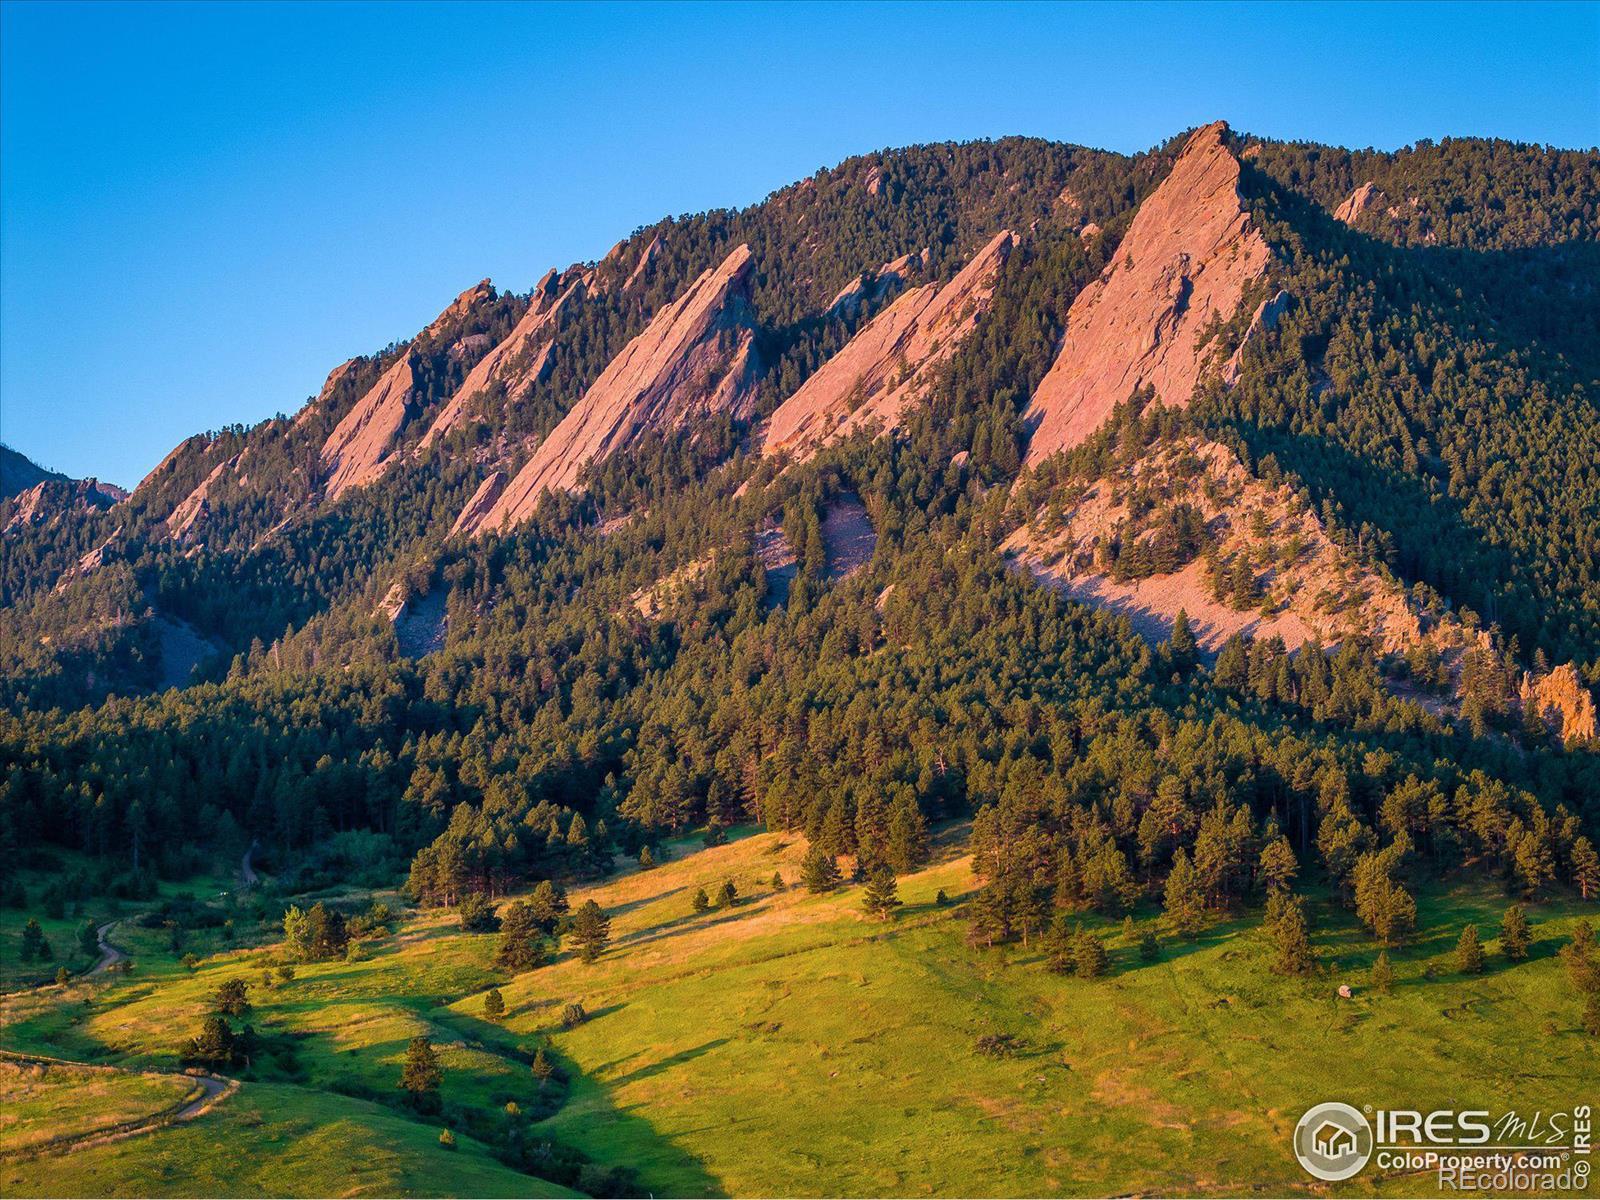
[763,231,1013,461]
[465,244,760,535]
[1022,122,1270,466]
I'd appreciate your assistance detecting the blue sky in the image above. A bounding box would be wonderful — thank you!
[3,1,1596,487]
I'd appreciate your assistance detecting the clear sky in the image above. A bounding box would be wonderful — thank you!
[2,1,1596,487]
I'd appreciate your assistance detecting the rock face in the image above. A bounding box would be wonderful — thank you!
[419,269,586,451]
[763,231,1013,460]
[1222,289,1291,386]
[164,454,238,540]
[826,250,924,319]
[1334,181,1387,225]
[449,470,507,537]
[320,353,416,502]
[1521,664,1598,745]
[464,244,760,535]
[1022,122,1271,467]
[293,359,357,429]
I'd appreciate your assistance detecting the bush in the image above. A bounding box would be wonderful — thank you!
[438,1129,456,1150]
[561,1002,588,1029]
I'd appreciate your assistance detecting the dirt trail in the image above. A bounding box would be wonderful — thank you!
[239,839,259,887]
[89,921,126,975]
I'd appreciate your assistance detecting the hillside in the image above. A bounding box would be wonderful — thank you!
[3,116,1599,1198]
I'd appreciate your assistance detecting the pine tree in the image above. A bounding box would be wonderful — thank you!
[886,796,930,872]
[184,1014,238,1068]
[638,845,656,870]
[282,905,312,961]
[1500,904,1531,962]
[1168,608,1198,672]
[495,901,550,973]
[1163,849,1205,937]
[1456,924,1485,974]
[691,887,710,914]
[1139,930,1161,963]
[78,921,100,959]
[1074,930,1109,979]
[570,900,611,963]
[401,1036,443,1110]
[484,987,505,1021]
[1572,837,1600,901]
[458,893,500,934]
[19,918,51,962]
[527,881,569,934]
[802,846,842,893]
[214,978,250,1017]
[771,872,785,891]
[1258,835,1299,894]
[1371,950,1394,995]
[531,1046,555,1085]
[862,865,901,920]
[1271,895,1317,976]
[717,879,738,908]
[1043,915,1076,974]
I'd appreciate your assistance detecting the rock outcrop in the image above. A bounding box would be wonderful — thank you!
[464,244,760,535]
[292,359,357,429]
[419,269,586,451]
[1,445,64,498]
[826,250,924,319]
[1222,289,1291,386]
[449,470,507,536]
[763,231,1013,460]
[320,354,416,502]
[1022,122,1271,467]
[624,235,662,292]
[164,454,238,540]
[1333,181,1387,225]
[1521,664,1598,745]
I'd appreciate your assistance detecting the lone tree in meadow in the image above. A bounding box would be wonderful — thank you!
[1043,915,1076,974]
[495,901,551,973]
[717,879,738,908]
[214,978,251,1017]
[531,1045,555,1086]
[771,872,785,891]
[862,865,902,920]
[690,887,710,914]
[484,987,505,1021]
[19,918,52,962]
[570,900,611,963]
[1456,924,1485,974]
[802,846,842,894]
[78,921,100,959]
[401,1036,443,1112]
[1075,930,1109,979]
[1139,930,1161,963]
[184,1014,239,1069]
[1371,951,1394,995]
[1500,904,1531,962]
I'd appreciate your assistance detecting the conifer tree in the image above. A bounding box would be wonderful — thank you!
[691,887,710,914]
[1572,837,1600,901]
[19,918,51,962]
[862,865,901,920]
[1074,929,1109,979]
[1163,849,1205,937]
[484,987,505,1021]
[802,846,842,893]
[717,879,738,908]
[1271,895,1317,976]
[1456,924,1485,974]
[1043,915,1076,974]
[1139,930,1161,963]
[495,901,550,973]
[571,900,611,963]
[1371,950,1394,995]
[1500,904,1530,962]
[401,1036,443,1111]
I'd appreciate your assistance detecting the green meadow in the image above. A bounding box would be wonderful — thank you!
[2,829,1595,1197]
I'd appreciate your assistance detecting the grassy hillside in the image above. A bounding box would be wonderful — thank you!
[2,828,1594,1197]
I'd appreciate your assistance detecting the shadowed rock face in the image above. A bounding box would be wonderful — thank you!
[1334,180,1387,225]
[465,243,760,535]
[763,231,1014,462]
[1022,121,1271,467]
[419,268,588,451]
[164,453,238,540]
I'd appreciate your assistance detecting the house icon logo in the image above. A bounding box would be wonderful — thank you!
[1294,1102,1374,1181]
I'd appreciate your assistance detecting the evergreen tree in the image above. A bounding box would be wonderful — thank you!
[1163,849,1205,937]
[1500,904,1531,962]
[484,986,505,1021]
[400,1036,443,1111]
[78,921,100,959]
[531,1046,555,1085]
[638,845,656,870]
[1167,608,1198,673]
[282,905,312,961]
[885,795,930,873]
[214,978,250,1017]
[862,865,901,920]
[1139,930,1161,963]
[1074,929,1109,979]
[1583,994,1600,1038]
[802,846,842,893]
[1371,950,1394,995]
[1271,895,1317,976]
[691,887,710,914]
[570,900,611,963]
[1043,915,1076,974]
[527,881,569,934]
[717,879,738,908]
[1258,836,1299,894]
[1456,924,1485,974]
[771,872,785,891]
[19,918,51,962]
[495,901,550,973]
[459,892,500,934]
[1572,837,1600,902]
[184,1014,238,1069]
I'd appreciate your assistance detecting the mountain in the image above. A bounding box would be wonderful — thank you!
[0,445,125,534]
[2,119,1597,968]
